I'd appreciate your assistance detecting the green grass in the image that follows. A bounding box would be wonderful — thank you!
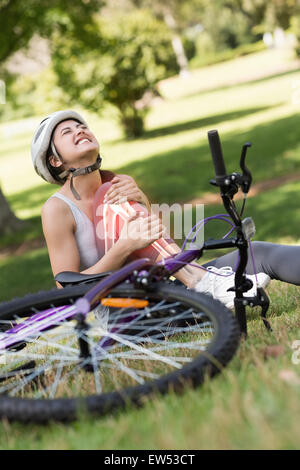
[189,40,267,69]
[1,48,300,449]
[0,282,299,450]
[0,247,53,302]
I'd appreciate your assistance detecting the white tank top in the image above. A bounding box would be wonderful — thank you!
[49,192,99,270]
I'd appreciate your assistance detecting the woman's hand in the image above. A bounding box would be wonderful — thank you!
[103,175,148,206]
[118,213,166,252]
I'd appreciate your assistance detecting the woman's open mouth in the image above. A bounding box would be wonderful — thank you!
[77,138,91,145]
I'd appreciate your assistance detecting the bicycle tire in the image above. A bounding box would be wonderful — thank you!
[0,282,240,423]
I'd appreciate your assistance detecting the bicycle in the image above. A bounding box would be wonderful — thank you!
[0,130,270,423]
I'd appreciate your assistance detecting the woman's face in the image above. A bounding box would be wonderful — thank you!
[52,119,99,166]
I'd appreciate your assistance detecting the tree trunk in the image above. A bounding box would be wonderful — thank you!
[120,105,145,138]
[0,185,25,236]
[161,6,190,78]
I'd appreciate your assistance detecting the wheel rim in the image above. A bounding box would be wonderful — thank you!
[0,289,218,400]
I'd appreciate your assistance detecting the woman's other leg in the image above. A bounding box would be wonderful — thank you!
[204,241,300,285]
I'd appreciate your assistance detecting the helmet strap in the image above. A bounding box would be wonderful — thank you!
[58,154,102,200]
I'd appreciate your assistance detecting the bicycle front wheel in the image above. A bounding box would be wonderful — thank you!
[0,282,240,423]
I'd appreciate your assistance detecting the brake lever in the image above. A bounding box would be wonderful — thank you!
[240,142,252,194]
[210,141,253,197]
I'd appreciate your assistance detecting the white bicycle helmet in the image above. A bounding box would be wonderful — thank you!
[31,110,88,185]
[31,110,102,200]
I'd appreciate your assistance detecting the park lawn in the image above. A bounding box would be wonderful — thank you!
[0,280,299,450]
[0,48,300,449]
[0,178,300,450]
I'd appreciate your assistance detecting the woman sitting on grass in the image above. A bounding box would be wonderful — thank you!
[32,110,300,309]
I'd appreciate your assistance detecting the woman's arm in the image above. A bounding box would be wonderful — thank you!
[41,198,81,279]
[42,198,164,286]
[104,174,151,212]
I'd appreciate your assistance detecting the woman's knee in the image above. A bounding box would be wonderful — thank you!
[250,241,274,256]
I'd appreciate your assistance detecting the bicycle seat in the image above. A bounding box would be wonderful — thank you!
[54,271,112,287]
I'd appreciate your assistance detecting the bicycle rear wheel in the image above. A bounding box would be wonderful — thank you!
[0,282,240,423]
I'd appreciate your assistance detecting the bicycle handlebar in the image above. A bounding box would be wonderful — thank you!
[207,129,227,182]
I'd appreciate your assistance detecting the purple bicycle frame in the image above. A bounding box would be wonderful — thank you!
[0,248,200,353]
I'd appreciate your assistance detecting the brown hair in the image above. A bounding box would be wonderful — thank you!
[99,169,116,183]
[45,146,66,185]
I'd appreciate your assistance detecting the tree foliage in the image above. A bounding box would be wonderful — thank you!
[0,0,104,65]
[0,0,104,236]
[0,0,105,118]
[291,14,300,57]
[52,10,181,137]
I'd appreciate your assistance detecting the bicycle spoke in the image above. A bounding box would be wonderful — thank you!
[0,287,221,400]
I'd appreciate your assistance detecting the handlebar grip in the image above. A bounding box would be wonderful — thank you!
[208,130,227,181]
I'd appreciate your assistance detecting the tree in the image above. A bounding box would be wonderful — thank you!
[291,14,300,56]
[198,0,256,51]
[131,0,200,77]
[0,186,24,235]
[228,0,300,57]
[0,0,104,67]
[0,0,104,237]
[226,0,300,33]
[53,10,180,137]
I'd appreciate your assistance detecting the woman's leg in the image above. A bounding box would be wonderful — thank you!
[93,183,205,287]
[203,241,300,285]
[94,182,176,259]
